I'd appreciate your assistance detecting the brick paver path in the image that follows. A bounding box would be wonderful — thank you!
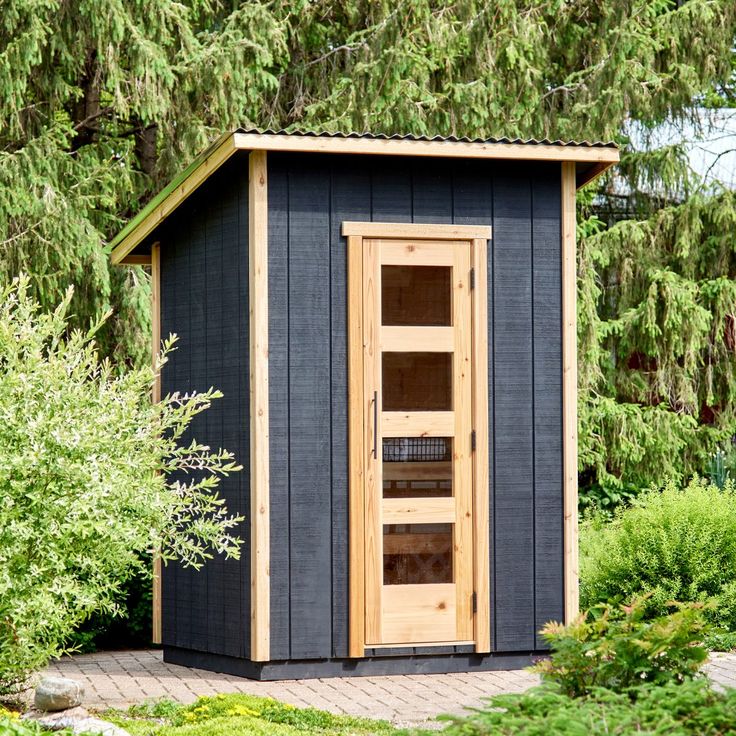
[41,650,537,726]
[40,650,736,727]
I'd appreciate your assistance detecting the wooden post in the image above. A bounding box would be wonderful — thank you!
[471,238,491,653]
[249,150,270,661]
[561,162,579,622]
[151,242,162,644]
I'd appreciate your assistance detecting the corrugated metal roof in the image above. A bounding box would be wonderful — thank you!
[235,127,617,149]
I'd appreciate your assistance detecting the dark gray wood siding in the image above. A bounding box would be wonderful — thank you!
[267,153,563,659]
[159,156,251,659]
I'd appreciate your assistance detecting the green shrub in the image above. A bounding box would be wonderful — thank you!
[534,596,709,698]
[578,479,641,516]
[436,594,715,735]
[67,566,152,652]
[435,680,736,736]
[0,278,243,693]
[581,477,736,632]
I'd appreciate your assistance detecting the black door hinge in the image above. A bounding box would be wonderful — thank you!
[471,429,476,451]
[470,267,475,290]
[472,591,478,613]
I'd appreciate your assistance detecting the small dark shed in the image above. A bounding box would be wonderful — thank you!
[111,130,618,680]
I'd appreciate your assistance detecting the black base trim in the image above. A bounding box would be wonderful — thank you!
[163,646,545,681]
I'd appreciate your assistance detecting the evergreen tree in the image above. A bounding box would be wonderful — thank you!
[0,1,286,364]
[2,0,736,495]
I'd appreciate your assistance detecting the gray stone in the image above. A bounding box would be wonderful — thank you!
[34,677,84,711]
[23,706,90,721]
[24,708,130,735]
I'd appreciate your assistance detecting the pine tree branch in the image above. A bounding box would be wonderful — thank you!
[304,10,400,68]
[699,147,736,184]
[0,221,43,249]
[72,106,115,133]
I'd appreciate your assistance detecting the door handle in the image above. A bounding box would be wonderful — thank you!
[372,390,378,459]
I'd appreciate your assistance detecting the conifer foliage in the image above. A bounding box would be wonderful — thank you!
[2,0,736,495]
[579,192,736,501]
[0,1,286,364]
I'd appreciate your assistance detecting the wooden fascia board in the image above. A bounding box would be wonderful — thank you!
[109,133,238,264]
[234,132,619,167]
[118,254,151,265]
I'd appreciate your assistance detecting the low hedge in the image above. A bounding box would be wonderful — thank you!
[581,477,736,634]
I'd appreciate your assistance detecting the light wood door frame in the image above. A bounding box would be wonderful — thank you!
[345,222,491,656]
[364,237,472,647]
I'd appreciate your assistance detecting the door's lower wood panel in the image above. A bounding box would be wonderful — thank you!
[377,239,459,266]
[382,411,455,437]
[380,326,454,352]
[382,497,456,524]
[379,584,456,644]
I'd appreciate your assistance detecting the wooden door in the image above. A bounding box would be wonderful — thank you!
[360,235,475,647]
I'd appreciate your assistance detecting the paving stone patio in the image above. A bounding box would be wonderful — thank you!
[39,649,736,727]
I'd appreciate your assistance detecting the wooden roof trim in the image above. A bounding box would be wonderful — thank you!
[110,132,619,262]
[118,254,152,265]
[110,133,238,264]
[342,222,492,239]
[233,132,619,165]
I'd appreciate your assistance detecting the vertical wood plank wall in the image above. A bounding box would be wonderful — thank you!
[533,174,565,646]
[267,154,564,659]
[155,151,565,662]
[159,157,252,659]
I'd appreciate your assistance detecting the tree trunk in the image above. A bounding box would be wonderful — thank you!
[134,123,158,180]
[71,50,101,151]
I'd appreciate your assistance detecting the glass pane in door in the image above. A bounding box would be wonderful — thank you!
[383,523,453,584]
[383,437,452,498]
[382,266,452,325]
[382,352,452,411]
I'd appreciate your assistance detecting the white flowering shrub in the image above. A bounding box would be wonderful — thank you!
[0,277,242,692]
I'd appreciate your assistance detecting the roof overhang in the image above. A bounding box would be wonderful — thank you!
[111,131,619,265]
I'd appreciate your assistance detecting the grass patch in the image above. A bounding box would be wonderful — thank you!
[103,693,400,736]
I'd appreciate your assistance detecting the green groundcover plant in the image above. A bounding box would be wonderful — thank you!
[581,478,736,638]
[535,597,709,698]
[437,680,736,736]
[0,278,243,694]
[103,693,398,736]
